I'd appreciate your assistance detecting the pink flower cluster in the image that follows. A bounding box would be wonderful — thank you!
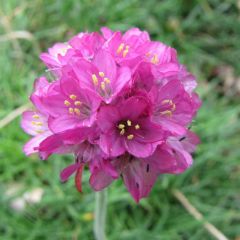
[22,28,201,202]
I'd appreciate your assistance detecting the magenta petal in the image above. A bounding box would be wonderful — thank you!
[23,132,50,156]
[119,96,149,120]
[90,168,114,191]
[158,119,186,136]
[99,132,125,157]
[111,66,131,97]
[93,49,116,80]
[125,140,154,158]
[60,163,79,182]
[97,105,120,132]
[122,159,158,202]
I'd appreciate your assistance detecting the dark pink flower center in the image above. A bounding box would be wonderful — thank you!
[117,119,140,140]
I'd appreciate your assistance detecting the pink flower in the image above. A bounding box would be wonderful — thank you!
[97,96,166,158]
[21,110,51,156]
[69,49,132,103]
[22,27,201,202]
[40,42,73,75]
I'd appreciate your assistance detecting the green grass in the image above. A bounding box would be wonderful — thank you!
[0,0,240,239]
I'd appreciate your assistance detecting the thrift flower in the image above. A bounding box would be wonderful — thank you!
[22,27,201,202]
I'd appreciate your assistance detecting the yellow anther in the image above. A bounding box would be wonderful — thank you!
[161,99,176,112]
[135,124,140,130]
[69,94,77,100]
[74,101,81,106]
[74,108,81,115]
[32,114,40,119]
[92,74,98,85]
[161,99,171,105]
[118,124,125,129]
[69,108,74,114]
[160,110,172,117]
[127,120,132,126]
[117,43,125,54]
[123,49,129,58]
[151,54,159,64]
[101,82,106,90]
[127,134,134,140]
[64,100,71,106]
[36,130,44,134]
[104,77,110,84]
[32,121,43,126]
[120,129,125,135]
[171,103,176,111]
[99,72,105,77]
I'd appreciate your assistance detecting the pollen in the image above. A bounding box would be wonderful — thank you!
[32,121,43,126]
[117,43,125,54]
[120,129,125,135]
[118,123,125,129]
[32,114,40,119]
[127,120,132,126]
[160,110,172,117]
[151,54,159,64]
[135,124,140,130]
[101,82,106,90]
[92,74,98,85]
[69,94,77,100]
[74,108,80,115]
[104,77,110,84]
[74,101,81,106]
[127,134,134,140]
[64,100,71,106]
[123,45,130,58]
[69,108,74,114]
[36,130,44,134]
[99,72,105,77]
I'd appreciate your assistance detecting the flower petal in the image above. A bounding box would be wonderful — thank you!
[122,159,158,202]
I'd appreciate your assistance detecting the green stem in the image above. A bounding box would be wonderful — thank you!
[94,189,107,240]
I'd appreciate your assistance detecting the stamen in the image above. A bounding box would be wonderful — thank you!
[151,54,159,64]
[161,99,171,105]
[64,100,71,106]
[69,94,77,100]
[118,124,125,129]
[74,108,81,115]
[117,43,124,54]
[31,121,43,126]
[120,129,125,135]
[32,114,40,119]
[74,101,81,106]
[127,134,134,140]
[92,74,98,85]
[99,72,105,77]
[69,108,74,114]
[101,82,106,90]
[135,124,140,130]
[160,110,172,117]
[122,46,129,58]
[104,77,110,84]
[127,120,132,126]
[171,103,176,111]
[36,130,44,134]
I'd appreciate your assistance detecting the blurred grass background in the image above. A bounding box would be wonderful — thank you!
[0,0,240,239]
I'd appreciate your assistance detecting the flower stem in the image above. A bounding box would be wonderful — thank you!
[94,189,107,240]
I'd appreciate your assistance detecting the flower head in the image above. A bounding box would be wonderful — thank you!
[22,27,201,202]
